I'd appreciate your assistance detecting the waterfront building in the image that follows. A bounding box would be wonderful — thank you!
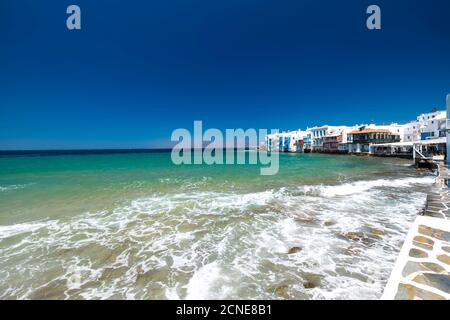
[336,126,361,153]
[265,130,307,152]
[403,110,446,142]
[323,134,342,153]
[266,101,449,158]
[309,126,329,151]
[302,131,312,152]
[265,133,278,152]
[309,126,347,152]
[378,124,405,142]
[370,138,446,159]
[348,126,400,153]
[284,130,306,152]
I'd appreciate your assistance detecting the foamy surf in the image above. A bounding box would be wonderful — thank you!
[0,173,433,300]
[0,221,51,239]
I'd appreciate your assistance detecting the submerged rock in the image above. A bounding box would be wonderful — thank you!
[274,285,289,298]
[369,228,385,238]
[288,247,302,254]
[295,217,319,226]
[344,245,362,255]
[343,232,365,241]
[302,273,322,289]
[324,220,336,227]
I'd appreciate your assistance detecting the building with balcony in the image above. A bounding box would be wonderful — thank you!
[323,134,342,153]
[348,127,400,153]
[308,126,348,152]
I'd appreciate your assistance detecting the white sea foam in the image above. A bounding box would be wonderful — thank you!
[0,183,33,192]
[296,176,435,197]
[0,221,50,239]
[185,262,231,299]
[0,174,434,299]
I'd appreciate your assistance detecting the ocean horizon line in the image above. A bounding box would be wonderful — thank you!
[0,147,257,157]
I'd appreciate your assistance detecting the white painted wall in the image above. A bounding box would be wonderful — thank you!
[403,110,446,142]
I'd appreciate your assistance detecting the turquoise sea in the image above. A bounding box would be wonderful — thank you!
[0,151,434,299]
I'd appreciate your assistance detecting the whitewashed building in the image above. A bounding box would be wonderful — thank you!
[337,125,363,152]
[265,130,308,152]
[403,110,446,142]
[308,126,348,151]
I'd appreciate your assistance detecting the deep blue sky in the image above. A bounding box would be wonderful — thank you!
[0,0,449,149]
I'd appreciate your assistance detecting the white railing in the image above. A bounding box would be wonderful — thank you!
[413,145,431,160]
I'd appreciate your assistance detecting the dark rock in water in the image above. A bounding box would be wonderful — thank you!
[344,245,362,255]
[369,228,385,238]
[295,217,319,226]
[302,273,322,289]
[288,247,302,254]
[303,281,316,289]
[324,220,336,227]
[342,230,382,246]
[274,285,289,298]
[343,232,365,241]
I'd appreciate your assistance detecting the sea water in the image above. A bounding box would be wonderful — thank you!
[0,151,434,299]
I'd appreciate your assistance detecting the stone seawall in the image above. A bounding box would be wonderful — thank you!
[381,164,450,300]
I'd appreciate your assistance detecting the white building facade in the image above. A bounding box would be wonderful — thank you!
[308,126,348,151]
[265,130,308,152]
[403,110,446,142]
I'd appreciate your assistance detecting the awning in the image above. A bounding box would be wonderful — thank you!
[371,137,446,148]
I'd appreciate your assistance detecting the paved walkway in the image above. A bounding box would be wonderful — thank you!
[382,164,450,300]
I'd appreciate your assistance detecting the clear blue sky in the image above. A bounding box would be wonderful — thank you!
[0,0,449,149]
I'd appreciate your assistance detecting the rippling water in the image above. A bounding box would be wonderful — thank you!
[0,151,434,299]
